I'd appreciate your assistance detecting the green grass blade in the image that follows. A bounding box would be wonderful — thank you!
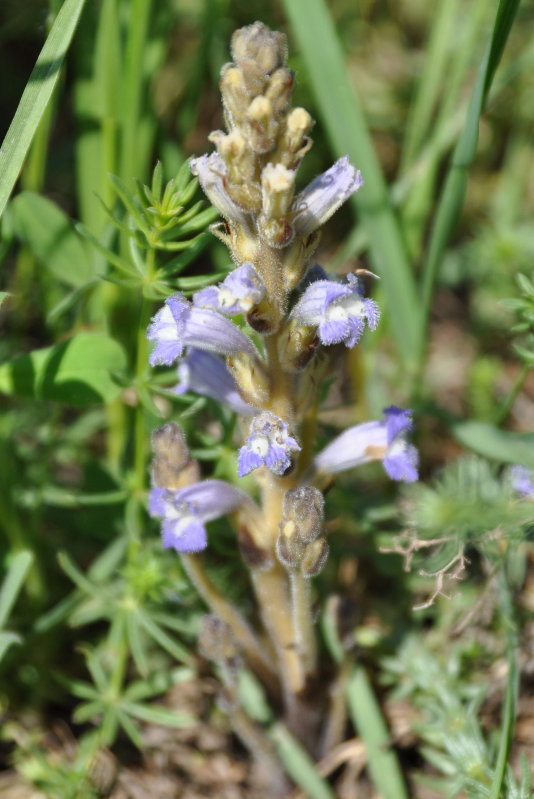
[401,0,461,172]
[270,723,335,799]
[282,0,419,368]
[347,666,409,799]
[489,575,519,799]
[0,0,87,219]
[418,0,521,363]
[120,0,154,181]
[0,551,33,630]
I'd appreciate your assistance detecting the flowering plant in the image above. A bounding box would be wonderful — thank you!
[147,21,418,751]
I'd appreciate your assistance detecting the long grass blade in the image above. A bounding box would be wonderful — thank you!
[418,0,521,366]
[0,0,87,219]
[347,666,409,799]
[282,0,419,369]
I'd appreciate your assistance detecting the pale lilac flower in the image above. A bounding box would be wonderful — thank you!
[147,293,255,367]
[173,348,255,415]
[238,411,301,477]
[314,406,418,482]
[190,153,251,226]
[193,263,265,316]
[509,465,534,498]
[290,273,379,348]
[150,480,250,553]
[291,156,363,236]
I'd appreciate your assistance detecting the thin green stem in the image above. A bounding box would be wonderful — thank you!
[494,362,530,426]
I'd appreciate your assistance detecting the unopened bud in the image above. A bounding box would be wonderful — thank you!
[265,67,294,113]
[282,486,324,542]
[220,64,250,124]
[278,318,319,372]
[276,519,304,569]
[300,537,329,578]
[261,162,295,218]
[246,96,278,153]
[198,614,241,670]
[150,455,200,490]
[151,423,189,468]
[282,231,321,292]
[273,108,314,168]
[231,22,287,76]
[226,352,270,407]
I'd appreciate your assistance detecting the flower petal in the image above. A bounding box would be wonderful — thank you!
[291,156,363,235]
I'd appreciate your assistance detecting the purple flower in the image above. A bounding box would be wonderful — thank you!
[149,480,251,553]
[193,263,265,316]
[290,273,379,348]
[314,406,418,482]
[173,348,255,415]
[190,153,251,226]
[509,465,534,498]
[291,156,364,236]
[238,411,301,477]
[147,293,256,367]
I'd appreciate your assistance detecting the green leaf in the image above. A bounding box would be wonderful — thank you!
[10,192,94,287]
[137,610,193,665]
[270,723,335,799]
[0,332,127,406]
[0,631,23,661]
[0,0,88,219]
[0,551,33,629]
[126,610,149,677]
[238,670,272,724]
[347,666,409,799]
[121,701,193,728]
[0,292,11,308]
[281,0,419,368]
[452,421,534,469]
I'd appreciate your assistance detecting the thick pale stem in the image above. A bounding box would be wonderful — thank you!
[181,554,279,696]
[252,564,305,701]
[290,571,317,675]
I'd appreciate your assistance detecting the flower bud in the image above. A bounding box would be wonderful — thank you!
[198,614,241,670]
[282,486,324,543]
[265,67,294,114]
[273,107,314,168]
[226,352,270,408]
[246,96,278,153]
[281,231,321,292]
[276,519,304,569]
[150,456,200,491]
[261,162,295,219]
[220,64,250,125]
[278,318,319,373]
[231,22,287,77]
[151,422,189,468]
[300,537,329,578]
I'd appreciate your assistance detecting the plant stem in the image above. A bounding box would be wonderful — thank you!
[494,361,530,426]
[290,571,316,675]
[181,554,279,696]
